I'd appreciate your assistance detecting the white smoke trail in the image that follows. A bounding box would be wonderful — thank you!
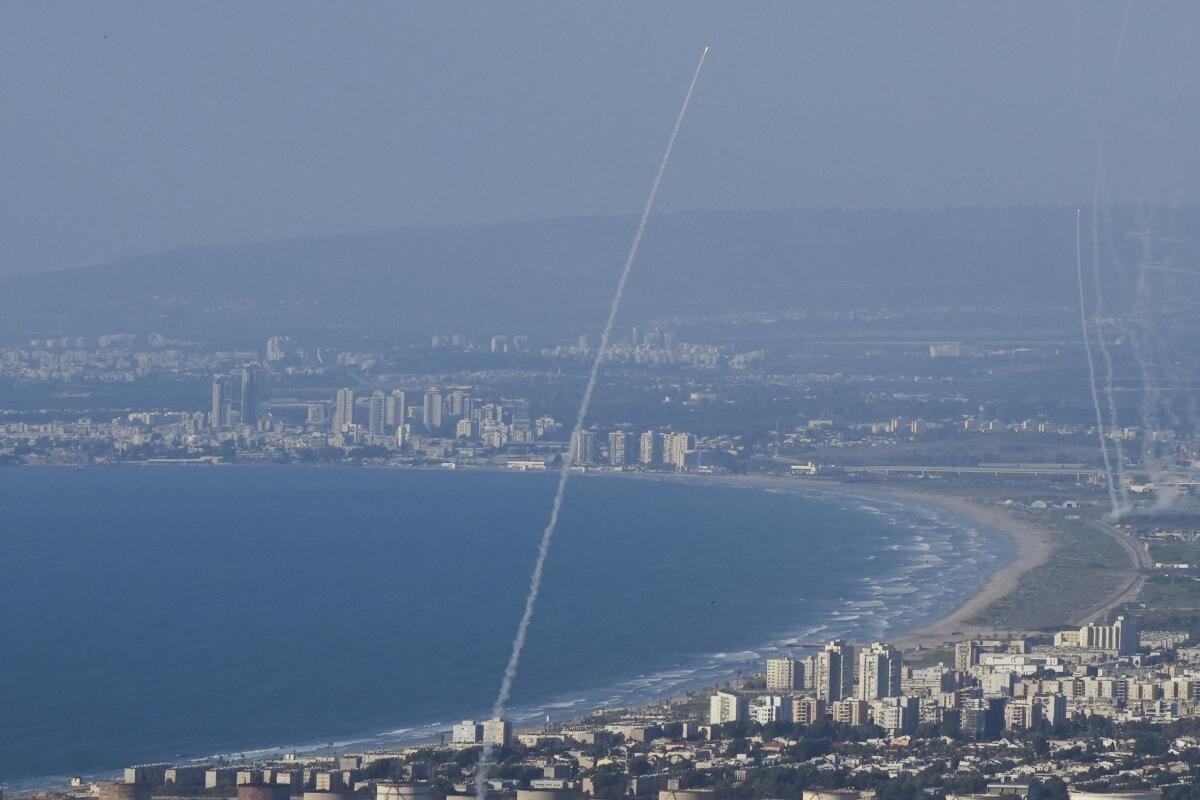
[1088,165,1129,515]
[1137,263,1200,276]
[474,46,709,800]
[1128,198,1190,513]
[1109,6,1199,513]
[1076,208,1120,515]
[1110,0,1132,77]
[1128,221,1170,507]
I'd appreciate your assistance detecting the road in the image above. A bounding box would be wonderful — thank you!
[1074,520,1152,625]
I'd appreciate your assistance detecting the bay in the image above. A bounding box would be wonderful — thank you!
[0,466,1008,783]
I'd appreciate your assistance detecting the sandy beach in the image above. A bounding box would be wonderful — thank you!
[865,485,1054,650]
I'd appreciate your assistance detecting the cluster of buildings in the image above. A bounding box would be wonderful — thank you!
[0,335,221,383]
[570,429,701,470]
[45,618,1200,800]
[316,386,556,451]
[452,718,514,747]
[0,403,719,471]
[430,333,530,354]
[8,327,1200,488]
[710,641,925,736]
[704,616,1200,742]
[779,415,1192,451]
[535,328,739,370]
[91,758,435,800]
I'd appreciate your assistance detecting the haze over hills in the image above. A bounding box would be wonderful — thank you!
[2,207,1194,347]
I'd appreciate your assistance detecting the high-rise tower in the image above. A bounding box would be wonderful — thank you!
[239,367,259,427]
[333,388,355,430]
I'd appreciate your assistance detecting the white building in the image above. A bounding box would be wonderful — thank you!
[709,690,748,724]
[571,429,597,465]
[817,641,855,702]
[749,695,793,725]
[386,390,406,428]
[871,696,918,734]
[857,642,902,700]
[333,388,355,431]
[662,432,696,470]
[639,430,661,465]
[481,717,512,747]
[766,657,801,692]
[608,431,633,467]
[453,720,482,744]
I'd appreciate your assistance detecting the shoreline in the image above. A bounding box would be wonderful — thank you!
[859,484,1053,648]
[569,469,1055,649]
[3,467,1057,792]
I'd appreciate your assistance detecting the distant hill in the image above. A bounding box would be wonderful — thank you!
[1,207,1191,346]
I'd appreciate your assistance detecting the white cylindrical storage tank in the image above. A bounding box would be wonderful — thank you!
[518,789,581,800]
[378,784,434,800]
[99,783,152,800]
[659,791,715,800]
[805,792,864,800]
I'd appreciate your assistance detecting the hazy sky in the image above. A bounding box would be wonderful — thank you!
[2,1,1199,276]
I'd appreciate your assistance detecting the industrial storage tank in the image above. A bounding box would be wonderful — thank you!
[518,789,582,800]
[377,783,434,800]
[804,792,865,800]
[239,783,292,800]
[305,790,353,800]
[658,791,714,800]
[99,782,152,800]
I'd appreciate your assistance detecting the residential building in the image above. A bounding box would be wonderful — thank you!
[608,431,633,467]
[1004,698,1042,731]
[239,367,258,427]
[210,377,226,429]
[662,432,696,470]
[830,698,870,726]
[423,388,443,430]
[453,720,483,744]
[386,390,406,429]
[709,690,748,724]
[639,431,662,465]
[766,657,801,692]
[872,696,919,734]
[482,717,512,748]
[749,695,793,725]
[334,388,355,431]
[792,697,826,725]
[368,391,386,437]
[857,642,903,700]
[571,429,597,465]
[817,640,855,702]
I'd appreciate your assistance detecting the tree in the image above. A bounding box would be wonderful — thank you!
[1164,785,1200,800]
[1034,777,1069,800]
[584,765,626,798]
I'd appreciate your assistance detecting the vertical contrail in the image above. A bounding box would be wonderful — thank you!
[474,45,709,800]
[1076,208,1120,516]
[1089,149,1129,515]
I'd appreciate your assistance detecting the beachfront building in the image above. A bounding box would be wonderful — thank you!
[857,642,903,699]
[817,641,855,702]
[748,694,793,725]
[709,690,748,724]
[766,657,801,692]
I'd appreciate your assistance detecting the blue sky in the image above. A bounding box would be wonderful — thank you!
[2,1,1197,275]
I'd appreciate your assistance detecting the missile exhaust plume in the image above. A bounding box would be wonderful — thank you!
[1089,158,1129,515]
[1075,209,1121,516]
[1137,263,1200,276]
[474,46,709,800]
